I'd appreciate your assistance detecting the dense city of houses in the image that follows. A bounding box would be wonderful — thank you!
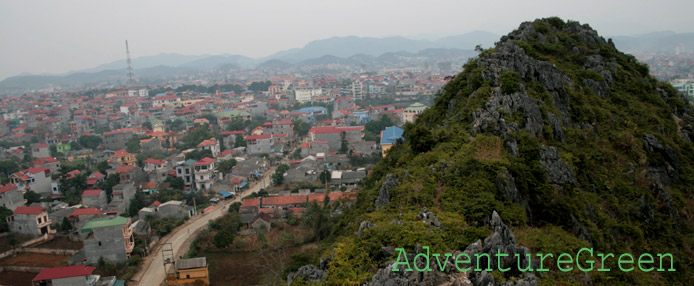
[0,70,432,285]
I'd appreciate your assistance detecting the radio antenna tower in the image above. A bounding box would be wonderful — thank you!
[125,40,135,86]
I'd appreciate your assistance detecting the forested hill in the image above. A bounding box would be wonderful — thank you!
[289,18,694,285]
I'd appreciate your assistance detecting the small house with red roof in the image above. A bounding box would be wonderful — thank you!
[197,138,220,157]
[32,156,60,174]
[31,143,50,158]
[82,189,107,209]
[7,206,51,237]
[32,265,99,286]
[0,184,24,211]
[86,171,106,186]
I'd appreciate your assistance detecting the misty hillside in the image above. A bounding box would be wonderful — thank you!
[289,18,694,285]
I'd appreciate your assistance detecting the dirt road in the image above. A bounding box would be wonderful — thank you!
[131,164,276,286]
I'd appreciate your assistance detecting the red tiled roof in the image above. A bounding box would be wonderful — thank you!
[89,171,105,179]
[113,150,131,157]
[141,182,158,189]
[33,265,95,282]
[115,166,136,173]
[197,138,218,147]
[33,157,58,165]
[25,167,50,174]
[0,184,17,194]
[262,195,307,206]
[194,157,215,166]
[14,206,46,215]
[82,189,102,196]
[144,158,166,165]
[242,198,259,208]
[246,134,272,140]
[70,208,101,216]
[222,130,246,135]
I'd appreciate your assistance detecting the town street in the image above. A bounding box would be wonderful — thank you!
[131,164,277,286]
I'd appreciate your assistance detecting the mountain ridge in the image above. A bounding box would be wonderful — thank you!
[293,17,694,286]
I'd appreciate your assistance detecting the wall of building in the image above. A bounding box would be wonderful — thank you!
[83,226,127,264]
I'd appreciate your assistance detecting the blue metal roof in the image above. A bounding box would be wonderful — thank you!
[380,126,404,145]
[219,191,233,197]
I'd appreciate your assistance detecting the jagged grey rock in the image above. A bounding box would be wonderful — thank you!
[287,264,326,285]
[416,207,442,227]
[375,174,398,209]
[368,211,538,286]
[539,145,577,185]
[357,221,373,237]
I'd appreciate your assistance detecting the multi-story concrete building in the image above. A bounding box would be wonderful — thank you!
[175,159,197,190]
[81,216,134,264]
[293,87,322,103]
[7,206,51,237]
[32,157,60,174]
[31,143,51,158]
[102,128,136,150]
[308,126,364,152]
[193,157,216,191]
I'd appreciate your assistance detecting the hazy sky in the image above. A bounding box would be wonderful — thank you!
[1,0,693,80]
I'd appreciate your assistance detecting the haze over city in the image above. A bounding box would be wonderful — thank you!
[1,0,693,80]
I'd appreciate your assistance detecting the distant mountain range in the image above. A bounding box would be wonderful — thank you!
[1,30,692,93]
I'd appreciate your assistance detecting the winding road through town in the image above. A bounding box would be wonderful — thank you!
[131,163,277,286]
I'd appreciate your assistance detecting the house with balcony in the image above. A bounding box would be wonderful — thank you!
[193,157,216,191]
[108,150,136,170]
[7,206,52,237]
[81,216,134,264]
[9,167,51,194]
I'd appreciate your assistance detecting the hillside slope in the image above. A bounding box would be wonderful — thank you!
[293,18,694,286]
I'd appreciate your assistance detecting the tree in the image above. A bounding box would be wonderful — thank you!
[0,206,13,232]
[24,191,42,204]
[290,149,301,160]
[59,216,72,233]
[0,160,19,178]
[234,134,246,148]
[272,164,290,186]
[128,191,146,217]
[319,170,331,185]
[181,125,215,149]
[404,122,435,154]
[213,230,236,248]
[142,121,153,131]
[218,159,237,174]
[169,177,185,190]
[248,81,272,92]
[185,149,213,161]
[339,132,349,154]
[97,161,110,174]
[69,141,82,151]
[226,118,245,131]
[126,135,142,153]
[292,119,311,137]
[78,135,102,149]
[302,200,331,242]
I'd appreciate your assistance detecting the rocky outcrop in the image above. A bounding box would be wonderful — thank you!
[539,145,577,185]
[417,207,442,228]
[375,174,398,209]
[287,265,326,285]
[643,134,681,187]
[357,221,373,237]
[368,211,538,286]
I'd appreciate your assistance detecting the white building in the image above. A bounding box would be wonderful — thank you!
[293,87,322,103]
